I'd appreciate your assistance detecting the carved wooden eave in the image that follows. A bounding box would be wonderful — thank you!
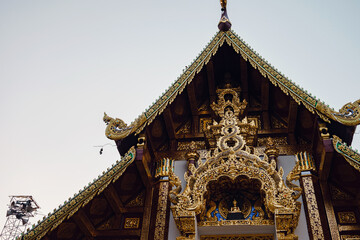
[104,30,360,147]
[20,147,136,240]
[332,135,360,172]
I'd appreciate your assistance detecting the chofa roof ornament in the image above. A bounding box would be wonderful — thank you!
[218,0,231,31]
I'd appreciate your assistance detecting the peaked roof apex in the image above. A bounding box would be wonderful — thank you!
[104,30,360,141]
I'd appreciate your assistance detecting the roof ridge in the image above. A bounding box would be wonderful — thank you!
[104,30,360,140]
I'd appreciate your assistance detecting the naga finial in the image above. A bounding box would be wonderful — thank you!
[218,0,231,31]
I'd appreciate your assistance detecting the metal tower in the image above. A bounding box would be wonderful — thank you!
[0,196,39,240]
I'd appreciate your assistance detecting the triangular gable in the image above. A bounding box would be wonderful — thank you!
[21,147,136,240]
[104,30,360,141]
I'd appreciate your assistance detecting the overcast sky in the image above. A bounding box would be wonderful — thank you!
[0,0,359,232]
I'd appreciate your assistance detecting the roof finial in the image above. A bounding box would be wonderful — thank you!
[218,0,231,31]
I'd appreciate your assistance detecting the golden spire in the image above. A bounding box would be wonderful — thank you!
[220,0,227,9]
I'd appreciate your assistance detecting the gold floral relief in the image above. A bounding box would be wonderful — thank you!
[338,212,357,224]
[341,235,360,240]
[124,217,140,229]
[301,176,324,239]
[154,182,170,240]
[169,87,300,240]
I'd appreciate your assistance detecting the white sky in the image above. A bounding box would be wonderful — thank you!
[0,0,359,231]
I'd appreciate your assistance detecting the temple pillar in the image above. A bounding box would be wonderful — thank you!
[149,158,173,240]
[297,152,331,240]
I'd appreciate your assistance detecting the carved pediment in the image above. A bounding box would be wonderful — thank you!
[169,87,301,240]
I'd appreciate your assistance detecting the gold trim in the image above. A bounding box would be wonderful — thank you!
[155,158,174,178]
[154,182,170,240]
[332,135,360,172]
[301,176,324,239]
[22,147,137,240]
[198,219,274,226]
[104,31,359,140]
[338,211,357,224]
[124,217,140,229]
[200,234,274,240]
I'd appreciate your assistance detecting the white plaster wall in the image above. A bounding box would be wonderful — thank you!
[168,160,187,239]
[277,155,310,240]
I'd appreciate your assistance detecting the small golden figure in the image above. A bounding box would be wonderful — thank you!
[230,199,241,213]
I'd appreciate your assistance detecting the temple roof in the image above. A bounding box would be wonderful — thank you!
[333,135,360,173]
[20,27,360,240]
[104,30,360,142]
[20,147,136,240]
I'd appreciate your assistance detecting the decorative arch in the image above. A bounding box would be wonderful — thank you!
[169,87,301,240]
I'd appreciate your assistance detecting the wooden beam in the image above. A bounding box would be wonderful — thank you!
[104,183,145,214]
[206,60,216,104]
[187,82,200,134]
[320,182,340,240]
[338,225,360,232]
[261,78,271,130]
[239,57,249,102]
[287,99,298,145]
[319,139,334,181]
[332,199,359,207]
[96,229,141,237]
[258,128,288,135]
[141,187,154,240]
[104,184,124,215]
[135,147,152,188]
[145,128,156,158]
[73,209,96,238]
[163,108,177,150]
[175,132,205,140]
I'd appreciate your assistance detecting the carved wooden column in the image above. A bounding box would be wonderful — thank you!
[149,158,173,240]
[297,152,331,240]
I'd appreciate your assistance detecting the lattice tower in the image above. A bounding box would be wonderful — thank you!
[0,196,39,240]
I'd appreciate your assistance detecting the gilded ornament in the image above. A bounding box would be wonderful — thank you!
[301,176,324,239]
[155,158,174,178]
[124,217,140,229]
[154,182,170,240]
[176,121,192,134]
[177,141,206,151]
[338,211,357,224]
[258,137,287,147]
[220,0,227,9]
[103,112,134,140]
[331,100,360,126]
[342,235,360,240]
[295,152,315,172]
[264,137,279,162]
[318,123,330,139]
[200,234,274,240]
[332,135,360,172]
[169,88,300,240]
[126,190,145,207]
[230,199,241,213]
